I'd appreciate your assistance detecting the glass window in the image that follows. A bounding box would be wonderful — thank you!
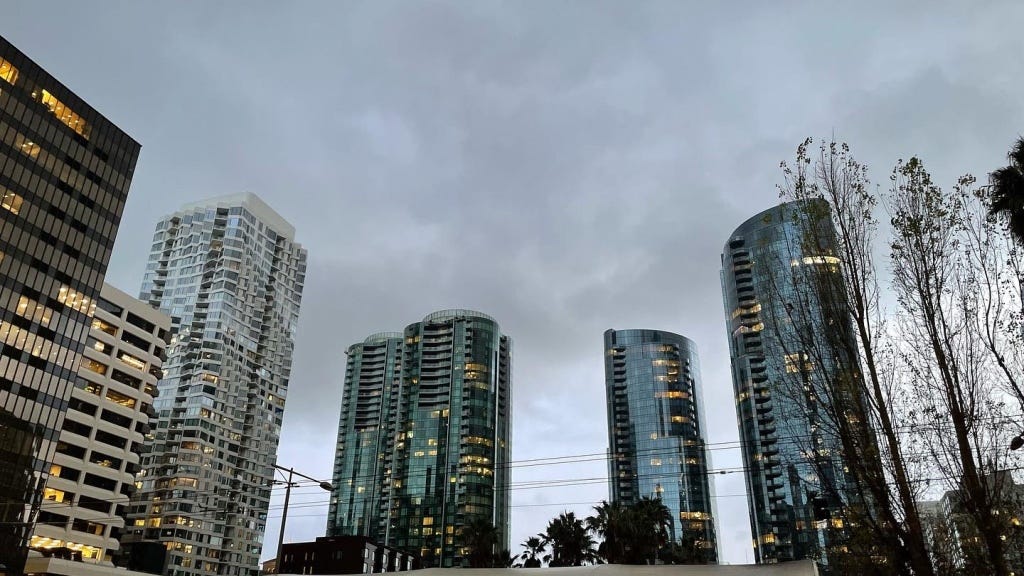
[117,351,146,371]
[2,189,23,214]
[58,286,96,316]
[0,57,18,84]
[92,318,117,336]
[105,388,137,409]
[37,89,91,139]
[81,358,108,375]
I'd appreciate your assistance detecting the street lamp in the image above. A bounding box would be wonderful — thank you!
[273,464,334,573]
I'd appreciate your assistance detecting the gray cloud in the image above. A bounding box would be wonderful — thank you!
[5,0,1024,564]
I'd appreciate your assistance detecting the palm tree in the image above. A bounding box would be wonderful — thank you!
[587,500,630,564]
[493,549,515,568]
[460,517,498,568]
[542,511,597,567]
[632,496,673,563]
[517,536,546,568]
[989,137,1024,246]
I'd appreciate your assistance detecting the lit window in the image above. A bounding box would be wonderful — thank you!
[14,134,40,158]
[92,318,117,336]
[655,391,687,399]
[650,458,662,466]
[58,286,96,316]
[422,517,433,526]
[2,190,23,214]
[16,296,53,326]
[784,353,813,373]
[671,415,690,423]
[37,89,90,139]
[791,255,840,267]
[731,303,762,319]
[117,351,146,371]
[43,488,67,502]
[0,57,18,84]
[105,389,137,409]
[81,358,108,375]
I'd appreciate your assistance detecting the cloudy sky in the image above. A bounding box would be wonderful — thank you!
[6,0,1024,565]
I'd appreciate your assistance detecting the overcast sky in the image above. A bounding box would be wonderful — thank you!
[6,1,1024,565]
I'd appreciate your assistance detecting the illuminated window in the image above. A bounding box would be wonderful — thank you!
[2,190,23,214]
[80,358,108,375]
[422,517,434,526]
[43,488,67,502]
[671,415,690,423]
[791,255,840,267]
[14,134,40,158]
[92,318,117,335]
[680,511,709,520]
[105,389,137,409]
[731,303,762,319]
[784,353,813,373]
[734,323,764,335]
[37,89,90,139]
[16,296,53,326]
[117,351,146,371]
[655,391,687,399]
[465,436,493,447]
[650,458,663,466]
[0,57,18,84]
[58,286,96,316]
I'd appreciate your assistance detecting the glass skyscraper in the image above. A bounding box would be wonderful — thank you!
[328,332,403,538]
[121,194,307,576]
[603,329,717,561]
[721,200,855,568]
[0,35,141,574]
[328,310,512,568]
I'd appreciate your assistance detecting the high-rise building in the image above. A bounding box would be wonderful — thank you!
[721,200,854,567]
[327,310,512,568]
[328,332,403,538]
[603,329,717,562]
[0,36,141,573]
[121,193,307,576]
[27,283,170,570]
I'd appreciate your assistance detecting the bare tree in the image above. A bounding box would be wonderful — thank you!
[774,139,933,575]
[888,158,1015,575]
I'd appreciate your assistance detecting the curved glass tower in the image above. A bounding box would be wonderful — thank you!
[604,329,717,561]
[328,310,512,568]
[328,332,403,538]
[721,200,854,568]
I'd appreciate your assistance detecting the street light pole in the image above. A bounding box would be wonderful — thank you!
[272,464,334,574]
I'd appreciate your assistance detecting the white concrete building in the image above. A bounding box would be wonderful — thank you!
[121,193,307,576]
[28,283,170,565]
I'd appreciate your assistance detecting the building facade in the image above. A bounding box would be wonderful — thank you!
[278,536,419,575]
[328,333,404,539]
[721,200,855,568]
[603,329,717,561]
[922,471,1024,572]
[120,194,307,576]
[0,36,141,573]
[27,284,169,564]
[328,310,512,568]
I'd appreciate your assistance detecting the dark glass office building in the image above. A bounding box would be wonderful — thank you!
[721,201,855,569]
[0,36,140,573]
[328,310,512,568]
[604,329,717,561]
